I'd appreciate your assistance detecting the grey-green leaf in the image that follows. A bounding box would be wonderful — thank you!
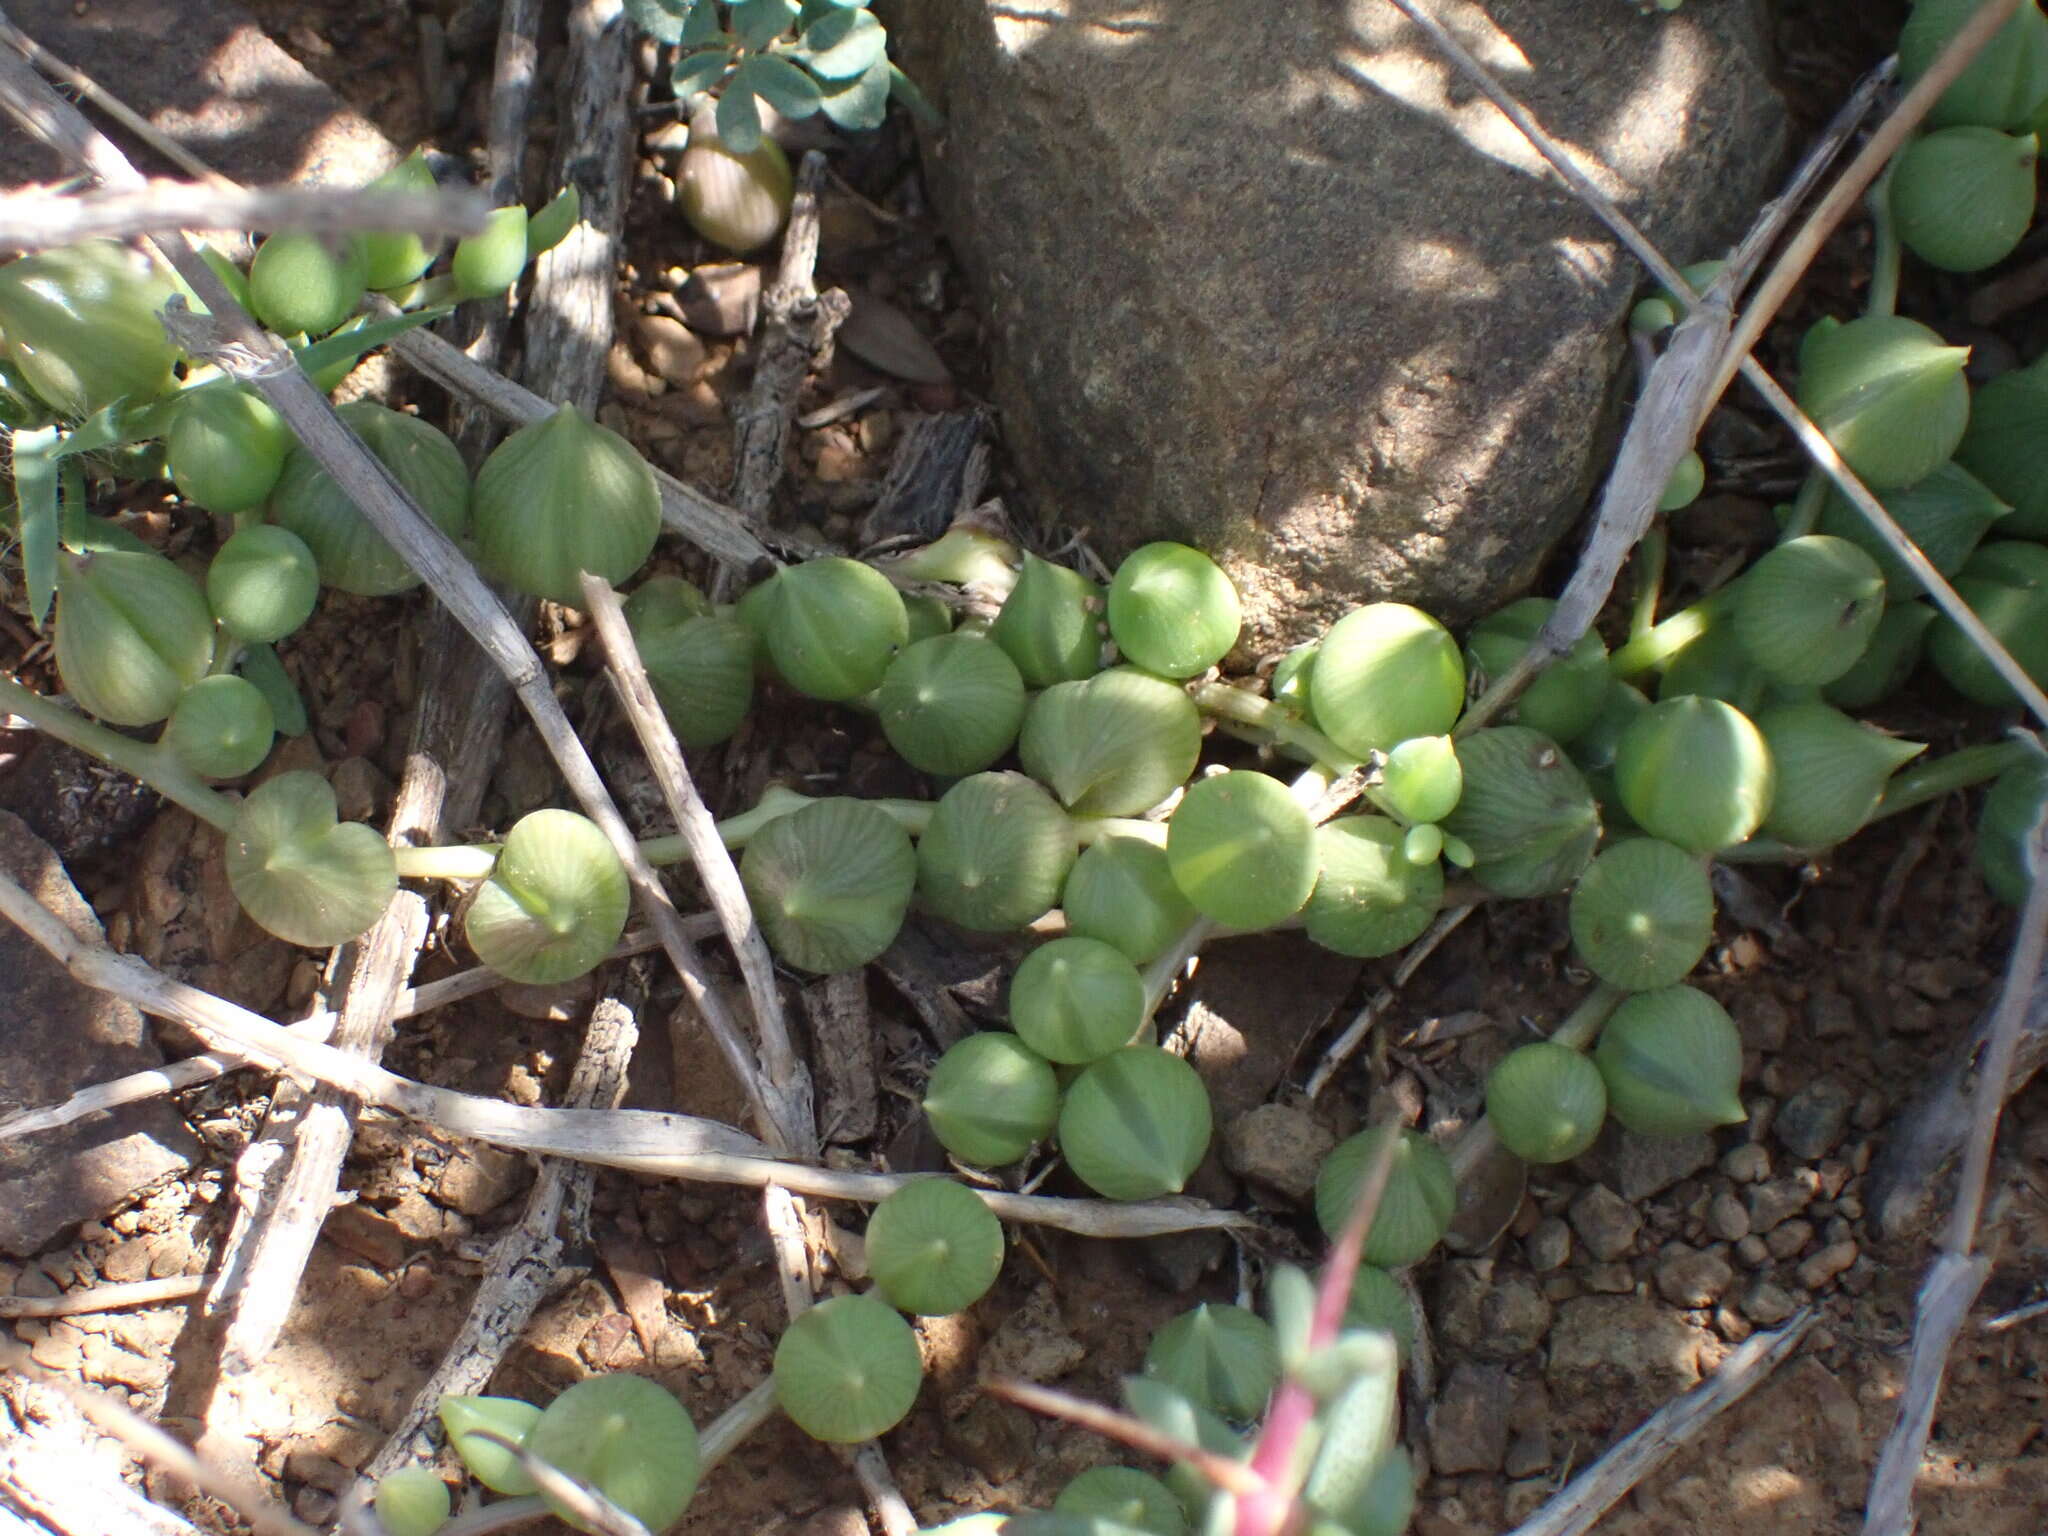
[733,54,824,119]
[798,5,886,79]
[732,0,800,49]
[672,46,733,97]
[716,84,766,154]
[816,56,893,129]
[623,0,695,44]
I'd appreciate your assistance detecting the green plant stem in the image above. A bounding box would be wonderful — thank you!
[1872,737,2038,822]
[1188,679,1360,774]
[1866,160,1903,319]
[1778,468,1829,543]
[1607,585,1738,678]
[1629,524,1668,640]
[0,675,237,830]
[389,845,500,880]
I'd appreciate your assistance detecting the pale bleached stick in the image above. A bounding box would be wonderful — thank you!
[0,181,488,251]
[0,1273,208,1319]
[0,13,218,181]
[0,1380,210,1536]
[1863,795,2048,1536]
[1304,903,1474,1100]
[1508,1310,1816,1536]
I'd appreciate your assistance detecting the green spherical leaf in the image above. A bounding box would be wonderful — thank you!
[1105,542,1241,678]
[1054,1468,1188,1536]
[1165,771,1317,930]
[865,1179,1005,1316]
[168,387,291,515]
[1824,601,1938,712]
[438,1394,543,1494]
[990,552,1105,687]
[1438,727,1601,895]
[1796,315,1971,491]
[1312,604,1465,759]
[0,241,181,417]
[1009,936,1145,1063]
[1343,1267,1415,1360]
[1485,1042,1608,1165]
[1568,838,1714,991]
[472,405,659,608]
[1756,702,1924,849]
[740,797,916,973]
[361,151,442,290]
[1900,0,2048,129]
[632,608,756,749]
[1314,1127,1455,1268]
[1019,668,1202,816]
[207,525,320,644]
[451,205,530,299]
[917,772,1076,932]
[248,232,368,338]
[774,1293,923,1443]
[1927,542,2048,705]
[1594,985,1747,1138]
[268,401,470,596]
[53,548,214,726]
[1978,755,2048,904]
[922,1032,1060,1166]
[528,1374,701,1532]
[1891,127,2038,272]
[1377,734,1463,824]
[1734,535,1886,686]
[879,633,1027,777]
[1060,834,1198,965]
[163,674,275,780]
[1957,354,2048,536]
[1613,697,1775,854]
[1658,616,1766,712]
[226,770,396,947]
[1304,816,1443,959]
[1815,460,2011,598]
[759,557,911,702]
[465,809,631,984]
[1465,597,1610,744]
[1659,450,1706,513]
[1143,1304,1277,1424]
[1058,1046,1212,1201]
[372,1467,450,1536]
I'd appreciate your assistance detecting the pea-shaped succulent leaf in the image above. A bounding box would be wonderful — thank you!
[1658,619,1766,713]
[1296,1343,1401,1522]
[0,241,180,417]
[922,1032,1059,1166]
[163,675,275,780]
[465,810,630,984]
[1568,681,1650,781]
[1900,0,2048,130]
[360,152,441,290]
[226,771,396,947]
[1734,535,1886,686]
[1659,450,1706,513]
[207,525,319,644]
[1314,1127,1455,1268]
[1054,1468,1188,1536]
[1304,816,1443,959]
[1929,572,2048,706]
[268,401,470,596]
[1060,835,1198,965]
[759,557,911,702]
[1438,727,1601,896]
[1957,354,2048,536]
[1010,937,1145,1063]
[167,387,290,515]
[1815,461,2011,598]
[1059,1046,1212,1201]
[1377,734,1463,824]
[1568,838,1714,991]
[1019,668,1201,816]
[1483,1042,1609,1166]
[439,1394,543,1494]
[1312,604,1465,759]
[681,95,796,253]
[1978,755,2048,904]
[1143,1304,1276,1424]
[1343,1267,1416,1360]
[1105,542,1241,678]
[1166,771,1317,930]
[1595,985,1747,1138]
[1891,127,2039,272]
[1403,822,1444,866]
[451,205,530,299]
[1613,697,1775,853]
[472,405,659,607]
[903,592,955,645]
[526,185,581,258]
[918,772,1076,932]
[1824,601,1938,712]
[1756,703,1924,849]
[741,797,916,973]
[774,1292,923,1443]
[879,633,1027,777]
[865,1178,1004,1316]
[1796,315,1970,491]
[528,1374,700,1533]
[53,549,214,726]
[372,1467,450,1536]
[1310,1445,1414,1536]
[632,610,756,749]
[1119,1378,1243,1522]
[991,552,1105,687]
[248,232,368,338]
[1466,599,1611,745]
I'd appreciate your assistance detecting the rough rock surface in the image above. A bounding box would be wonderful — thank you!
[890,0,1788,647]
[0,811,198,1255]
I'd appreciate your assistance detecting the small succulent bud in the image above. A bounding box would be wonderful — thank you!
[917,772,1076,932]
[1613,696,1775,853]
[471,405,659,608]
[761,557,911,701]
[1977,755,2048,904]
[1957,353,2048,536]
[902,591,955,645]
[1595,985,1746,1138]
[464,809,631,984]
[1567,680,1651,810]
[1815,461,2011,597]
[1270,640,1320,721]
[53,548,214,726]
[1053,1467,1187,1536]
[268,401,470,596]
[624,577,752,748]
[1438,726,1602,896]
[526,185,582,259]
[247,231,369,338]
[1304,815,1444,959]
[1485,1041,1608,1166]
[1165,769,1318,931]
[878,632,1027,777]
[359,152,442,291]
[167,386,292,516]
[438,1394,543,1494]
[0,241,181,417]
[207,526,320,645]
[163,674,275,780]
[1890,127,2039,272]
[1009,936,1145,1063]
[1058,1046,1213,1201]
[1144,1303,1277,1423]
[1060,834,1198,965]
[1660,449,1706,512]
[1019,667,1201,816]
[922,1031,1060,1166]
[1734,535,1886,686]
[371,1467,450,1536]
[1824,601,1938,711]
[1105,541,1242,678]
[680,95,795,254]
[451,205,530,299]
[1377,733,1463,824]
[865,1178,1005,1317]
[1899,0,2048,131]
[1756,703,1924,849]
[1796,314,1970,491]
[527,1373,701,1532]
[989,552,1105,687]
[1568,837,1714,991]
[740,797,917,973]
[1314,1126,1456,1268]
[1311,603,1465,759]
[225,770,397,947]
[1465,598,1610,745]
[774,1292,924,1443]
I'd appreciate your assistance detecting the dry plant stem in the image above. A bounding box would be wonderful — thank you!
[699,1378,779,1472]
[0,1273,208,1319]
[1863,801,2048,1536]
[0,182,488,251]
[1508,1310,1816,1536]
[988,1380,1267,1498]
[0,1340,318,1536]
[583,574,813,1156]
[1304,903,1475,1101]
[0,13,217,181]
[1,1379,210,1536]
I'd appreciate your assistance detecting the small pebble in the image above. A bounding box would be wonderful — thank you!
[1715,1306,1753,1342]
[1746,1170,1820,1234]
[1742,1279,1799,1326]
[1766,1219,1815,1261]
[1568,1184,1641,1263]
[1583,1263,1634,1294]
[1735,1235,1770,1268]
[1525,1217,1572,1273]
[1721,1144,1771,1184]
[1654,1242,1734,1308]
[1798,1240,1858,1290]
[1808,989,1857,1039]
[1775,1076,1853,1161]
[1707,1191,1751,1242]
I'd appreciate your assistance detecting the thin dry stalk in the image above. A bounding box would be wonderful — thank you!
[1,1380,211,1536]
[0,182,488,251]
[0,1273,208,1319]
[0,14,218,181]
[1304,903,1474,1100]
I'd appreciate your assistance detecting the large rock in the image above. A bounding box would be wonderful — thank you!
[890,0,1787,648]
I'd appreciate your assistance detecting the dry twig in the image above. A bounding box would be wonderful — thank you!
[0,182,487,251]
[0,1274,209,1319]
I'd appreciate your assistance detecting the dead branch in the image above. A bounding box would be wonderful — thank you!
[0,182,488,252]
[0,1274,208,1320]
[0,1380,208,1536]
